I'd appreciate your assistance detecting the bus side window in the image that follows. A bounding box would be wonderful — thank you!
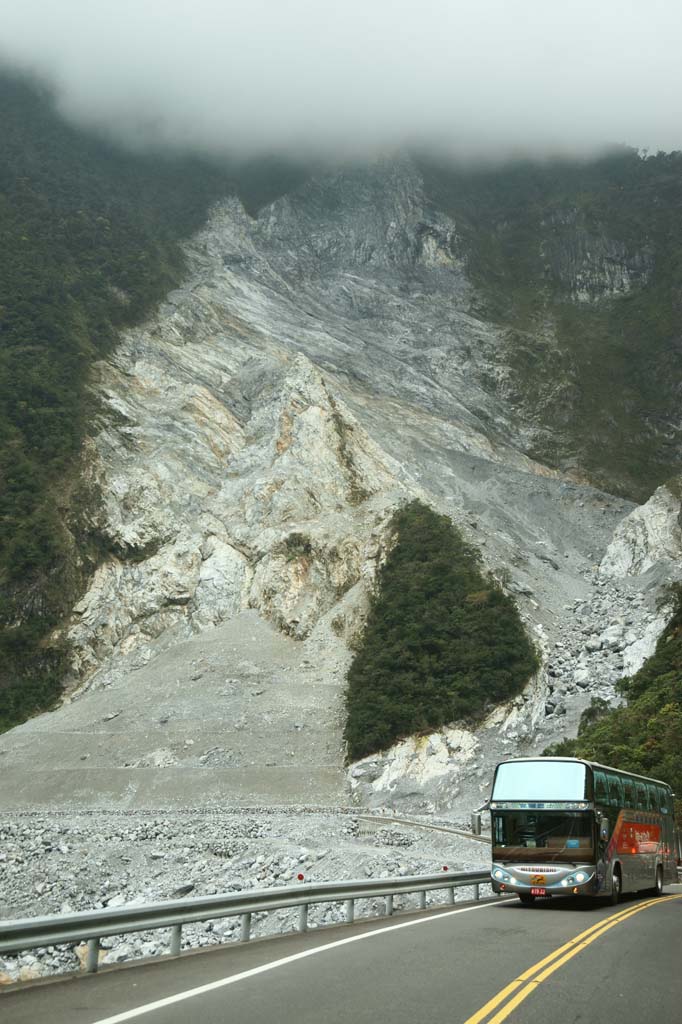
[659,787,669,814]
[622,779,635,807]
[636,783,647,810]
[646,785,659,812]
[593,771,608,804]
[607,774,623,806]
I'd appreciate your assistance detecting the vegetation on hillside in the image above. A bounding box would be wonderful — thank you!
[421,149,682,500]
[344,501,539,761]
[545,584,682,820]
[0,72,242,731]
[3,71,679,744]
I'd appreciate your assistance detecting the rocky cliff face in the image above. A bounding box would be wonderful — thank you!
[541,208,654,303]
[63,157,551,697]
[600,479,682,577]
[2,157,680,814]
[71,351,410,690]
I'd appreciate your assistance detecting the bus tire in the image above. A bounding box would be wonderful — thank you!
[608,868,621,906]
[519,894,535,905]
[651,866,663,897]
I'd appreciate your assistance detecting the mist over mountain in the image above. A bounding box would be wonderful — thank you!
[1,54,682,977]
[2,1,682,160]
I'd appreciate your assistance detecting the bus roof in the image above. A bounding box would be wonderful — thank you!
[493,756,673,792]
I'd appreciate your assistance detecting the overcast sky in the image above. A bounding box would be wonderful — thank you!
[2,1,682,160]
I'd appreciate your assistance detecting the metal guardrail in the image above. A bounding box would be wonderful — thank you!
[356,813,492,845]
[0,870,490,974]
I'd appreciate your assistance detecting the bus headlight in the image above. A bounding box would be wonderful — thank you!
[493,868,511,883]
[563,872,588,887]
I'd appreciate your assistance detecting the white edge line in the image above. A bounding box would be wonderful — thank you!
[91,899,499,1024]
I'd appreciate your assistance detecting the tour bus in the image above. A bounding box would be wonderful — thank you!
[488,757,677,904]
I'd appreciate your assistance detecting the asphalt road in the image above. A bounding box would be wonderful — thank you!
[2,888,681,1024]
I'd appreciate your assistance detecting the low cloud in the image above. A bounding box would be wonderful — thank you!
[2,1,682,160]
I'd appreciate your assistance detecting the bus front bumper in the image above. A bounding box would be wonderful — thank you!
[491,864,596,897]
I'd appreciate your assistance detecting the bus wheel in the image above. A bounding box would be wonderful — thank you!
[608,869,621,906]
[651,866,664,897]
[519,894,535,905]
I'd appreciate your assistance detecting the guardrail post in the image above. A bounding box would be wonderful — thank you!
[170,924,182,956]
[447,887,455,905]
[299,904,308,933]
[474,884,480,901]
[419,891,426,910]
[86,937,100,974]
[240,912,251,943]
[345,899,354,923]
[385,894,394,917]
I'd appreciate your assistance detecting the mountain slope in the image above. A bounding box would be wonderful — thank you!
[0,72,234,730]
[546,582,682,819]
[4,156,680,813]
[2,82,682,811]
[421,151,682,499]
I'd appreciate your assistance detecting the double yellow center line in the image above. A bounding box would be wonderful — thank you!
[463,894,682,1024]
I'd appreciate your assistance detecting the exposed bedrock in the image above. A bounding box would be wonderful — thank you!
[2,158,680,813]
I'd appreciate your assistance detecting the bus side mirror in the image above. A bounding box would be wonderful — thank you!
[600,817,610,841]
[471,812,482,836]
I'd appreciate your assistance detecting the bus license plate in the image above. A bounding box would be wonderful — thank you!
[530,887,546,896]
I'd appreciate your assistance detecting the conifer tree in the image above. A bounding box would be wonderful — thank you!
[344,501,539,760]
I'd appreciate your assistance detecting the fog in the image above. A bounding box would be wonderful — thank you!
[2,1,682,160]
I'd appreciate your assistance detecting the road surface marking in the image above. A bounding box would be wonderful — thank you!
[460,898,645,1024]
[89,899,500,1024]
[464,894,682,1024]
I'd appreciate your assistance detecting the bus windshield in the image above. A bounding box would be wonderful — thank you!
[492,811,593,861]
[492,760,588,801]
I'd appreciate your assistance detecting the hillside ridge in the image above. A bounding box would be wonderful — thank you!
[2,157,680,812]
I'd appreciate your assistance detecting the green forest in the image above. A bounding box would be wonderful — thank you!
[344,501,539,760]
[545,584,682,819]
[421,149,682,501]
[0,72,241,731]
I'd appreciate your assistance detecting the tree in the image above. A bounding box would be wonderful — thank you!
[344,501,539,761]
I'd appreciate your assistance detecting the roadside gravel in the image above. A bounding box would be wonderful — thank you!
[0,810,489,983]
